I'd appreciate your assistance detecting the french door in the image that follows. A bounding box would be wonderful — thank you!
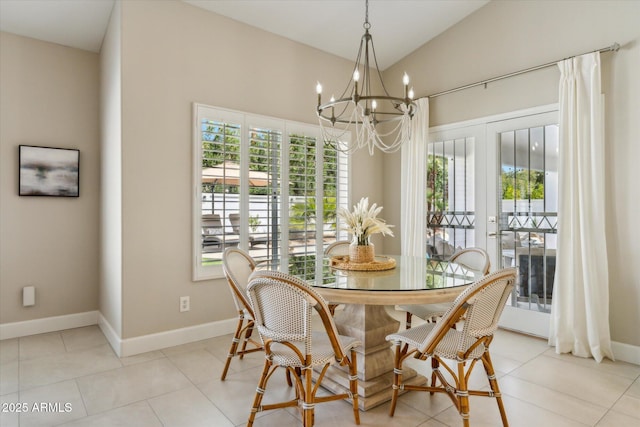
[428,106,558,337]
[487,110,558,337]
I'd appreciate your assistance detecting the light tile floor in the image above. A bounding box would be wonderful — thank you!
[1,309,639,427]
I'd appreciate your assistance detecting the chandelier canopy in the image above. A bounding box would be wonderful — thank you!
[316,0,417,155]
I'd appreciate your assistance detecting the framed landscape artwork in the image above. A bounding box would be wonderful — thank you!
[19,145,80,197]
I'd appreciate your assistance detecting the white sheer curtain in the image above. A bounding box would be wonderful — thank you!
[549,52,614,362]
[401,98,429,257]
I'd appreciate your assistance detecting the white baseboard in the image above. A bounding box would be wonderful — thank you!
[98,314,237,357]
[97,313,122,357]
[0,311,99,340]
[0,311,235,358]
[3,312,638,366]
[612,340,640,366]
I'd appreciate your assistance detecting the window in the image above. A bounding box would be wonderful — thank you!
[193,104,349,280]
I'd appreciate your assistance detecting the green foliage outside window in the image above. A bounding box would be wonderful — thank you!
[501,169,544,200]
[427,155,448,212]
[289,197,337,231]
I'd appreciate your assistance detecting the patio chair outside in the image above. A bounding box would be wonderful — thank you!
[229,213,269,248]
[386,268,516,427]
[202,214,240,253]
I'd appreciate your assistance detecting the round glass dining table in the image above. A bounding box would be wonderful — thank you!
[309,254,477,410]
[314,254,475,304]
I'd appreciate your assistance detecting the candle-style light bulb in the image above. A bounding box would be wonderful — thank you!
[316,82,322,107]
[408,87,415,100]
[352,70,360,101]
[330,95,335,120]
[371,100,377,110]
[403,73,410,99]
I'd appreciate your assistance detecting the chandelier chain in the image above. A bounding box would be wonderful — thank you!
[364,0,370,29]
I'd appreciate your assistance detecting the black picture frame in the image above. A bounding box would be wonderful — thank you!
[19,145,80,197]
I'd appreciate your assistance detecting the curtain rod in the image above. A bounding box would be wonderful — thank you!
[423,42,620,99]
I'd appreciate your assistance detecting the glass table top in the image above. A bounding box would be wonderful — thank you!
[315,255,477,292]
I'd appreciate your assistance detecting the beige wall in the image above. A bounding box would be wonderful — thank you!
[382,0,640,347]
[117,0,382,338]
[0,32,100,324]
[100,0,123,336]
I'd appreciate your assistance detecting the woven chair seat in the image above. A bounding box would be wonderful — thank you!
[269,332,360,367]
[387,323,486,361]
[396,302,451,322]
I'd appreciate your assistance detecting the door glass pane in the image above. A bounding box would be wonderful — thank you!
[499,125,558,313]
[427,137,475,263]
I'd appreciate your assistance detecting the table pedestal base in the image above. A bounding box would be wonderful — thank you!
[318,304,426,410]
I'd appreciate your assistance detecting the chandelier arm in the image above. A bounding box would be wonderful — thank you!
[366,33,393,98]
[318,96,414,126]
[363,32,371,107]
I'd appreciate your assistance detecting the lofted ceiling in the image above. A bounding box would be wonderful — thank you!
[0,0,488,70]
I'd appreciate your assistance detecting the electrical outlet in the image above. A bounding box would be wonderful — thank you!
[180,296,190,312]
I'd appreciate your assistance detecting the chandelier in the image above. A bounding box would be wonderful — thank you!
[315,0,417,155]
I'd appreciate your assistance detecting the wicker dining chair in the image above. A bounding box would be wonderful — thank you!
[325,240,350,256]
[386,268,516,427]
[398,247,491,329]
[246,270,361,427]
[323,240,351,315]
[220,247,263,381]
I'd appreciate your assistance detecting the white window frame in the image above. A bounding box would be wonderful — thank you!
[192,103,350,280]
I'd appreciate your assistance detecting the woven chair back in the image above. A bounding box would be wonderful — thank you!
[324,240,350,256]
[222,247,256,313]
[248,270,345,361]
[420,268,516,355]
[449,247,491,276]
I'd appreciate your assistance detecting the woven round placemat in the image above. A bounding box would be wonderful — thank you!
[329,255,397,271]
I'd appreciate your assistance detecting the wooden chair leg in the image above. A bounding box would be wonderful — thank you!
[429,322,456,392]
[430,357,439,395]
[405,311,413,329]
[239,322,254,359]
[247,359,271,427]
[482,351,509,426]
[303,366,314,427]
[328,303,337,316]
[349,349,361,425]
[285,368,293,387]
[389,343,402,416]
[221,316,244,380]
[457,361,471,427]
